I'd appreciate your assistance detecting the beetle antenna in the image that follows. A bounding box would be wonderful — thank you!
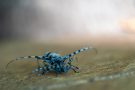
[5,56,42,69]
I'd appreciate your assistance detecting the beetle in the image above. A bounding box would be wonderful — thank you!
[6,47,97,75]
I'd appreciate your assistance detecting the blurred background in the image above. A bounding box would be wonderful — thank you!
[0,0,135,45]
[1,1,135,90]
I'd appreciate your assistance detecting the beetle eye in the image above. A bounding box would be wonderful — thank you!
[48,56,52,59]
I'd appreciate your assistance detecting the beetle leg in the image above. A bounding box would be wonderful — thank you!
[71,65,79,73]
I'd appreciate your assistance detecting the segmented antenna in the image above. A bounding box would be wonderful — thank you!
[63,47,97,60]
[5,56,42,69]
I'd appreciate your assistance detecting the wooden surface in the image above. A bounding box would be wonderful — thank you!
[0,42,135,90]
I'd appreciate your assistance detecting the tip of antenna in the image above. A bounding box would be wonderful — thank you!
[5,59,16,70]
[88,46,98,54]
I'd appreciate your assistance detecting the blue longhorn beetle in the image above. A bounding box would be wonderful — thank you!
[6,47,97,75]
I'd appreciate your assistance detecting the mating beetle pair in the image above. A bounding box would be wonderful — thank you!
[6,47,97,75]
